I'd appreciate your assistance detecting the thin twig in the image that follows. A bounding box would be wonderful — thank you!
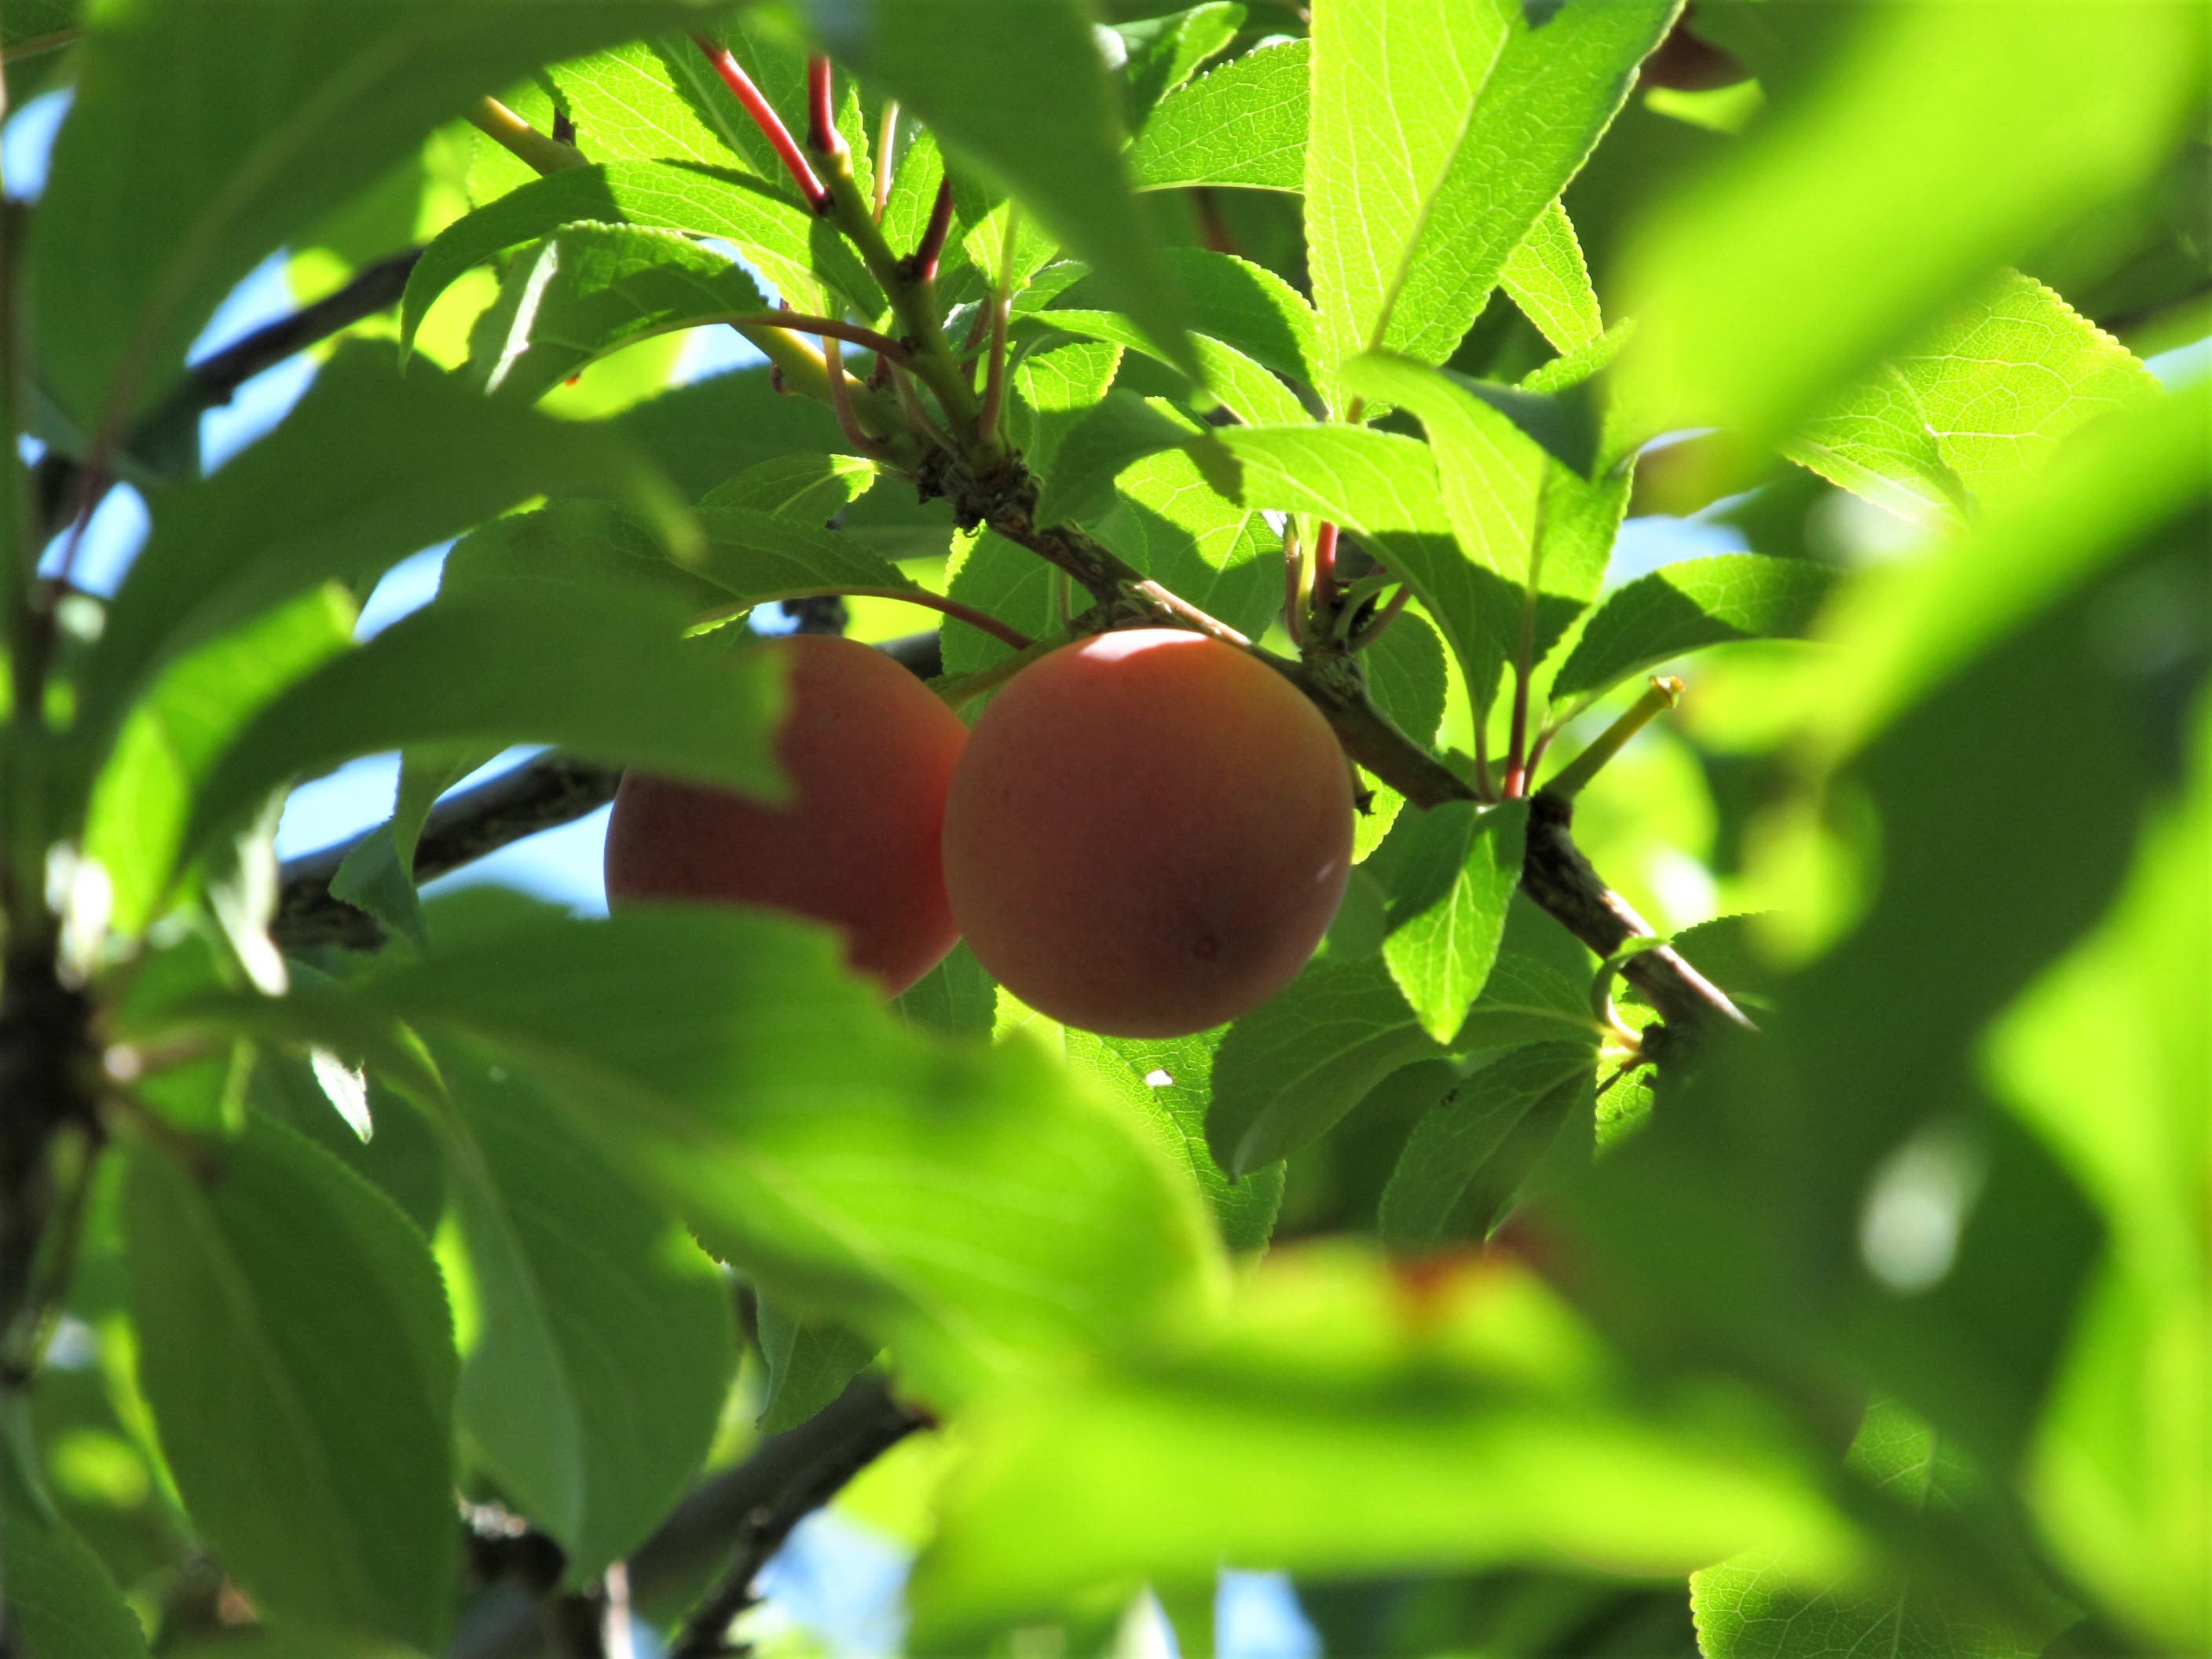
[1309,520,1340,617]
[693,35,828,209]
[468,97,586,174]
[912,178,956,284]
[804,55,844,160]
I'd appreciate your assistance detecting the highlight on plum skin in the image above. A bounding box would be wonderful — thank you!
[603,632,969,996]
[941,628,1357,1039]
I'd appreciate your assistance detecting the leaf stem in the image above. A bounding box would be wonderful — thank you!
[1310,520,1340,617]
[976,205,1020,451]
[805,55,844,160]
[691,35,829,211]
[1282,522,1306,643]
[913,178,956,284]
[1349,584,1413,651]
[819,332,888,460]
[467,97,586,174]
[727,312,911,364]
[1541,677,1682,800]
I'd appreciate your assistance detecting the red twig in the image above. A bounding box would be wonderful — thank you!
[913,179,956,283]
[1503,665,1533,799]
[1311,520,1340,616]
[742,312,910,364]
[693,35,829,210]
[806,55,844,159]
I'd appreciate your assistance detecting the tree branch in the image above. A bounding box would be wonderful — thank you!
[448,1376,925,1659]
[36,247,425,537]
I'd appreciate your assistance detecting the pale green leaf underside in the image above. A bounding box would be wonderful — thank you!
[1787,271,2159,527]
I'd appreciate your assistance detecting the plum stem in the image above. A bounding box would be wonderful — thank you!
[699,588,1035,653]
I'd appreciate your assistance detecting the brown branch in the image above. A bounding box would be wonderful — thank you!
[36,247,425,537]
[449,1376,925,1659]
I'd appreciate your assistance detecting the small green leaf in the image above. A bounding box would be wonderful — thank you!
[1208,953,1445,1176]
[444,1050,737,1578]
[1382,800,1529,1043]
[1098,447,1284,646]
[1035,312,1308,429]
[1787,271,2158,526]
[467,222,770,405]
[1128,39,1309,192]
[801,0,1196,379]
[1033,390,1196,527]
[1501,200,1605,356]
[1096,1031,1284,1254]
[1114,2,1245,124]
[403,160,878,350]
[1551,555,1840,710]
[1129,249,1323,387]
[755,1298,880,1434]
[1010,341,1127,480]
[122,1115,457,1652]
[181,583,784,872]
[895,943,1000,1042]
[1379,1042,1594,1249]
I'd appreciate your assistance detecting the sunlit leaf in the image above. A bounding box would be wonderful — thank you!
[1128,39,1309,192]
[1382,800,1529,1043]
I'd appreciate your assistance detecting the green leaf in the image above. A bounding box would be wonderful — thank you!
[911,1248,1858,1640]
[63,346,692,832]
[178,906,1219,1397]
[1382,800,1529,1043]
[940,529,1054,676]
[1097,447,1284,646]
[86,588,354,939]
[1031,390,1195,528]
[0,1425,152,1659]
[801,0,1196,379]
[1031,313,1306,429]
[1786,272,2159,527]
[1550,555,1840,711]
[692,502,925,608]
[1010,341,1127,480]
[28,0,728,427]
[1692,1403,2064,1659]
[755,1298,881,1434]
[180,583,783,871]
[1096,1031,1283,1255]
[1114,2,1245,124]
[1616,2,2203,481]
[1339,352,1620,711]
[1207,953,1445,1177]
[122,1115,457,1652]
[611,366,846,499]
[894,943,1000,1042]
[1306,0,1674,388]
[1126,249,1324,388]
[1186,420,1514,717]
[467,222,771,404]
[403,161,878,350]
[251,1046,450,1237]
[1500,200,1605,356]
[443,1050,737,1578]
[548,24,873,199]
[701,452,881,522]
[1127,39,1309,192]
[1379,1042,1594,1249]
